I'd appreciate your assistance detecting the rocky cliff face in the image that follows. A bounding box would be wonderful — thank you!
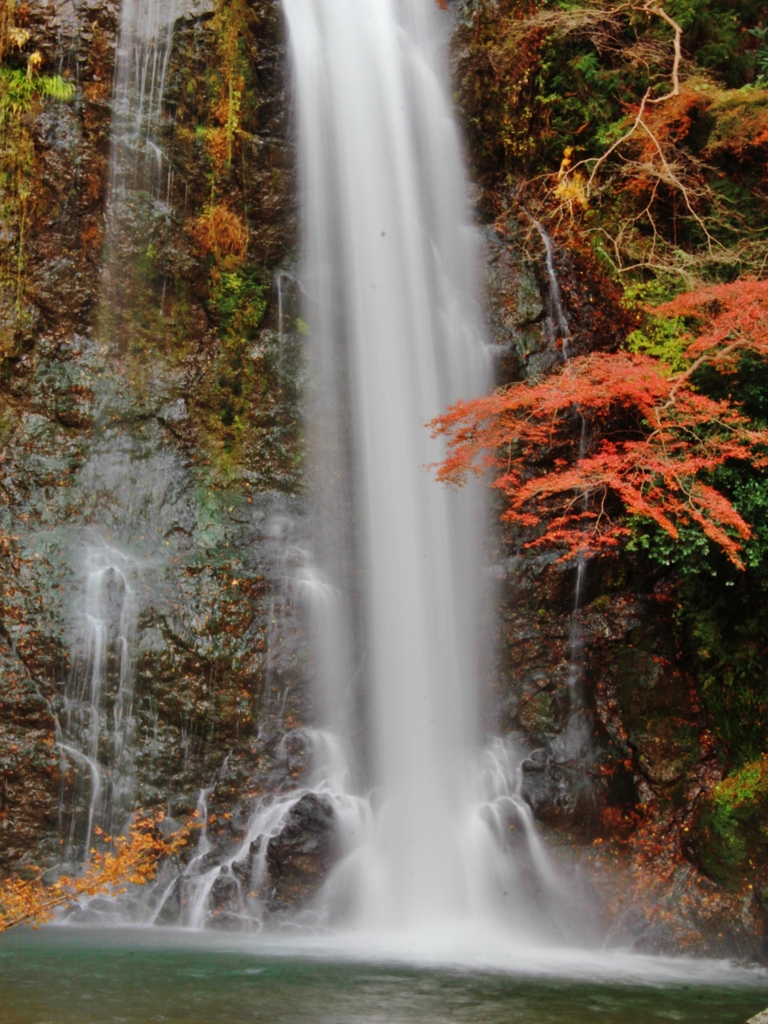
[0,0,313,893]
[478,156,766,963]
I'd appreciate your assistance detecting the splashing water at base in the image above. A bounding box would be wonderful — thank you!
[150,727,583,944]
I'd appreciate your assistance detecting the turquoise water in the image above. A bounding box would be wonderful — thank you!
[0,930,767,1024]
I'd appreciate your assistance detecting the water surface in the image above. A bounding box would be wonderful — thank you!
[0,929,766,1024]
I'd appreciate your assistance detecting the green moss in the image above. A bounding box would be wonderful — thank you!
[626,318,690,373]
[696,755,768,884]
[707,85,768,151]
[0,59,75,320]
[191,266,269,476]
[212,271,267,335]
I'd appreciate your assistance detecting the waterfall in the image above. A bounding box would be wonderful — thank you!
[281,0,566,935]
[528,215,572,359]
[109,0,179,205]
[58,0,179,864]
[59,539,139,860]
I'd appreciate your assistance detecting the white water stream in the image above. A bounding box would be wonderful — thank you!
[528,215,572,358]
[109,0,179,203]
[58,0,179,862]
[59,539,140,859]
[276,0,570,939]
[173,0,577,940]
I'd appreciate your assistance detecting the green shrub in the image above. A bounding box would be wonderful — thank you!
[696,755,768,883]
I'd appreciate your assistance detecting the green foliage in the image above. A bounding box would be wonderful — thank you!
[694,350,768,425]
[695,755,768,883]
[212,271,266,337]
[691,600,768,763]
[627,518,715,572]
[747,25,768,86]
[666,0,765,87]
[629,447,768,762]
[191,267,272,475]
[535,34,635,168]
[0,68,74,120]
[623,280,690,371]
[0,59,75,323]
[626,317,690,373]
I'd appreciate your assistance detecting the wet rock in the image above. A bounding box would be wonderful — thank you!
[516,671,571,739]
[520,748,597,832]
[483,226,552,382]
[0,641,60,873]
[208,869,243,925]
[266,793,337,909]
[153,876,183,925]
[161,398,189,425]
[589,625,704,789]
[0,0,304,879]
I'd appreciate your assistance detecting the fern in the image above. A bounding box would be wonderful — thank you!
[0,68,74,123]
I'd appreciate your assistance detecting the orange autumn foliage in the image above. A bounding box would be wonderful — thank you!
[653,277,768,367]
[431,279,768,567]
[190,204,248,264]
[0,814,194,933]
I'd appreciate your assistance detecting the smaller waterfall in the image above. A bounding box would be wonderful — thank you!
[109,0,180,204]
[528,216,572,359]
[59,539,140,859]
[100,0,180,339]
[162,730,365,930]
[56,0,196,879]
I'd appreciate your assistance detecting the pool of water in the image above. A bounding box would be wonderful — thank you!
[0,929,766,1024]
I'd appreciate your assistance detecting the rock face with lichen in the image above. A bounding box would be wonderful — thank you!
[482,226,768,959]
[0,0,310,881]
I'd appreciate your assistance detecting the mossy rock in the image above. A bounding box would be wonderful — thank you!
[611,646,701,786]
[696,755,768,885]
[707,86,768,157]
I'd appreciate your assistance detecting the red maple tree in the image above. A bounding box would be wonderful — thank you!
[430,279,768,567]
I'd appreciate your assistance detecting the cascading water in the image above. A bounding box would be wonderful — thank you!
[59,539,140,859]
[109,0,179,206]
[528,215,572,359]
[57,0,180,865]
[54,0,581,941]
[173,0,574,940]
[280,0,571,938]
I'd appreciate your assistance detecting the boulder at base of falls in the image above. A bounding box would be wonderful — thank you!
[266,793,337,911]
